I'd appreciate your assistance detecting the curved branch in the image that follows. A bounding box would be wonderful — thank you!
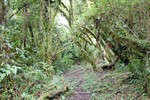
[8,0,37,19]
[60,1,69,12]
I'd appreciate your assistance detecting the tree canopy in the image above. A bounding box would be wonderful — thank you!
[0,0,150,99]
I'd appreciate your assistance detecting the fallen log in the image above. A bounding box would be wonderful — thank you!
[37,84,68,100]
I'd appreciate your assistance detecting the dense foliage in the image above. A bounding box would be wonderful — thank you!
[0,0,150,99]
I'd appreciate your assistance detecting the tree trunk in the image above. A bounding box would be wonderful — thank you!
[0,0,7,25]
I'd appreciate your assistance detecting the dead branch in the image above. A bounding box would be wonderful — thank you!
[101,55,120,70]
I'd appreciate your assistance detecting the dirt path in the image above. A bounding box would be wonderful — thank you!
[63,66,91,100]
[63,64,107,100]
[62,64,146,100]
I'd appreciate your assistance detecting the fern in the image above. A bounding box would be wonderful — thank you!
[0,64,22,82]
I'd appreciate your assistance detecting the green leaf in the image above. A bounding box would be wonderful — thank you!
[0,73,6,82]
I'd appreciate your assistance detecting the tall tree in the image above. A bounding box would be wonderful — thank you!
[0,0,9,25]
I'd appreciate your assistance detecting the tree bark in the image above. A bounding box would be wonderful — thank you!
[0,0,7,25]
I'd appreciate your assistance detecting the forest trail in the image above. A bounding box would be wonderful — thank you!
[62,63,144,100]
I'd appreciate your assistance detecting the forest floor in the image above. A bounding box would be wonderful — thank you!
[61,62,147,100]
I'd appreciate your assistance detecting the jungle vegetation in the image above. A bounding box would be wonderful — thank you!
[0,0,150,99]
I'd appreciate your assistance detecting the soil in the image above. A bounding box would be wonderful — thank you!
[62,63,147,100]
